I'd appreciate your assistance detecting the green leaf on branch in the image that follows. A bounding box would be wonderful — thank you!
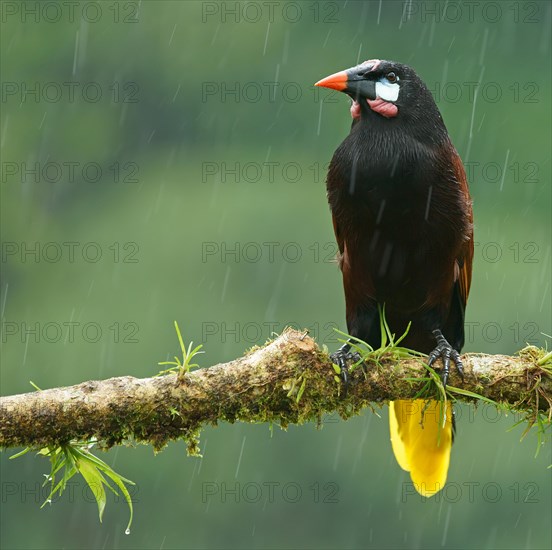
[11,440,134,534]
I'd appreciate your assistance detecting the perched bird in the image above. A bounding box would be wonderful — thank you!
[315,59,473,497]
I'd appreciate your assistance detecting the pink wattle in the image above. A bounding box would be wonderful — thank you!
[350,100,361,120]
[367,98,398,118]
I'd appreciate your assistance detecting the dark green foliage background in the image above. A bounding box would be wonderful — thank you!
[1,1,550,548]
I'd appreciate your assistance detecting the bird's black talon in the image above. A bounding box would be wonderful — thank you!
[330,344,351,386]
[451,350,465,381]
[441,359,450,387]
[428,330,463,386]
[330,342,366,396]
[341,364,348,389]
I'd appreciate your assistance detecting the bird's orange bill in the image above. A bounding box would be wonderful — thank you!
[389,399,453,498]
[315,71,348,91]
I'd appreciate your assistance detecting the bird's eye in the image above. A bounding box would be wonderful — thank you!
[386,72,398,83]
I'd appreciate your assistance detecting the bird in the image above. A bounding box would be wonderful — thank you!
[315,59,474,497]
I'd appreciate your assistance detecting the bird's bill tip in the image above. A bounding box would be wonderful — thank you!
[314,70,348,91]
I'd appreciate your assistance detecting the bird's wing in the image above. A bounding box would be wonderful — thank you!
[456,240,473,309]
[452,148,474,308]
[331,213,345,256]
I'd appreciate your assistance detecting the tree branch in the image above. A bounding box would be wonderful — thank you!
[1,329,550,451]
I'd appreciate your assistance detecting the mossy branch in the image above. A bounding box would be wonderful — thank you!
[1,329,550,452]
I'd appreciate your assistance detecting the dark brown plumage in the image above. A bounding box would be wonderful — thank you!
[317,59,473,372]
[316,59,474,496]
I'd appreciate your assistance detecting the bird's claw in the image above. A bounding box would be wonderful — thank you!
[428,329,464,387]
[330,343,364,396]
[331,347,350,385]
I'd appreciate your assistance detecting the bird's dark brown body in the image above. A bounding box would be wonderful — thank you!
[323,62,473,357]
[328,123,473,355]
[316,59,474,496]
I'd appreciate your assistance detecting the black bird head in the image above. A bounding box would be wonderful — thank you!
[315,59,446,140]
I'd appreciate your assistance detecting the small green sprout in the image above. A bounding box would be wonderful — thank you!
[296,377,307,403]
[158,321,204,380]
[332,305,424,375]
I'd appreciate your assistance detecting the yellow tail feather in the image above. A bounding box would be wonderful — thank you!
[389,399,453,497]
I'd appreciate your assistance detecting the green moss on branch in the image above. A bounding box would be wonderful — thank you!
[1,330,550,452]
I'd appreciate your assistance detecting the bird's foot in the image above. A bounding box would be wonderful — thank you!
[330,343,364,396]
[428,329,464,387]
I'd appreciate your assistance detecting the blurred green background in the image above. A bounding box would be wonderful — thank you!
[1,1,551,548]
